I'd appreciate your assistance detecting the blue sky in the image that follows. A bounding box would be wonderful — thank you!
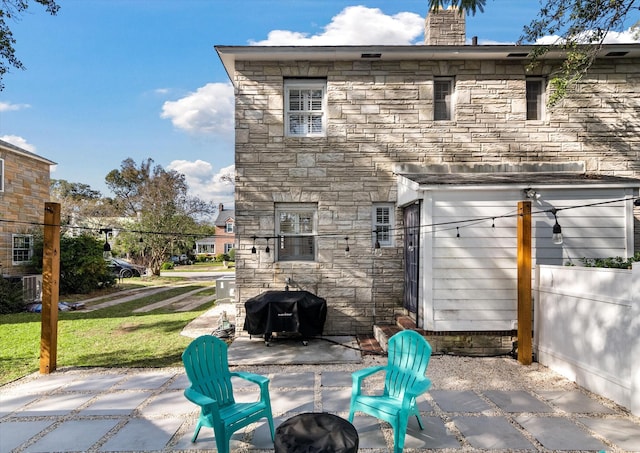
[1,0,638,207]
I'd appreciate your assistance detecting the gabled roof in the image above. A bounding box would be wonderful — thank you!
[0,138,57,165]
[214,209,235,228]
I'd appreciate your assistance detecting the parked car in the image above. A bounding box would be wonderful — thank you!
[107,258,144,278]
[170,254,192,265]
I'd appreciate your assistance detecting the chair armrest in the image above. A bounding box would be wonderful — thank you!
[352,365,386,394]
[401,377,432,411]
[407,377,432,397]
[232,371,269,387]
[184,387,218,408]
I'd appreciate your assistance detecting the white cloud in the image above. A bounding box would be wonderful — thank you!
[0,101,30,112]
[602,27,640,43]
[160,82,234,135]
[250,6,424,45]
[160,7,423,139]
[536,26,640,45]
[168,160,234,206]
[0,135,36,152]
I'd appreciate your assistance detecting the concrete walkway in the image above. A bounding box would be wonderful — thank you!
[2,354,639,452]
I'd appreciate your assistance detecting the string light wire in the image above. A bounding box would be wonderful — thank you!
[1,196,638,247]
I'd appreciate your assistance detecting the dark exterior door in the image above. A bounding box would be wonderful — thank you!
[403,203,420,316]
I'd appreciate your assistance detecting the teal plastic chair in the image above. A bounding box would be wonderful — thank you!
[348,330,432,453]
[182,335,275,453]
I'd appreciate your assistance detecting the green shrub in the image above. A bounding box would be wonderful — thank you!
[0,277,24,314]
[161,261,174,270]
[581,252,640,269]
[215,253,230,263]
[31,233,116,294]
[227,248,235,261]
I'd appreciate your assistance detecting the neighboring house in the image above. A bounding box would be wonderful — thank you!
[0,139,56,280]
[195,204,236,257]
[216,8,640,337]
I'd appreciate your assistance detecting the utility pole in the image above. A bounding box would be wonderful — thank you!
[517,200,532,365]
[40,202,61,374]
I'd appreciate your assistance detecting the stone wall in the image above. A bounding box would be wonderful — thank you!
[0,149,51,277]
[233,56,640,335]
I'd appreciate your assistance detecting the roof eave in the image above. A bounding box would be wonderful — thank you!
[214,43,640,84]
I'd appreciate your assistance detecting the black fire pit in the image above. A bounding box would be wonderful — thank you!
[243,290,327,346]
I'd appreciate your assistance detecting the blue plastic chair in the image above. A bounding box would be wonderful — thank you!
[348,330,432,453]
[182,335,275,453]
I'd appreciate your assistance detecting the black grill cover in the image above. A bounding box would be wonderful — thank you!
[275,412,358,453]
[243,290,327,337]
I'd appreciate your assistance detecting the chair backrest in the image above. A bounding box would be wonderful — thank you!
[182,335,236,407]
[385,330,432,400]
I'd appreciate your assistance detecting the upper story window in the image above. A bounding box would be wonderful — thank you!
[225,221,234,233]
[0,158,4,192]
[13,234,33,265]
[526,78,545,120]
[434,77,454,121]
[276,204,317,261]
[285,79,327,137]
[372,204,394,247]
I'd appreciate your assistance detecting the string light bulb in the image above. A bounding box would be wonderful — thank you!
[265,238,270,254]
[344,237,350,257]
[373,229,382,256]
[551,208,563,245]
[99,228,112,259]
[251,236,257,254]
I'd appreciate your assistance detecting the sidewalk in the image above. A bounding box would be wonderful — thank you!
[2,352,639,452]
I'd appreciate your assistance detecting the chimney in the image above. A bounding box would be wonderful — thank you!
[424,6,466,45]
[218,203,224,212]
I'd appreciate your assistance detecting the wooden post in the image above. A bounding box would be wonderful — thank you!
[40,202,61,374]
[517,200,532,365]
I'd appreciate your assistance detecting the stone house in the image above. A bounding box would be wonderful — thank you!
[195,204,236,258]
[0,139,56,280]
[216,9,640,342]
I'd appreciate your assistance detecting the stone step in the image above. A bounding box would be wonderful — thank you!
[355,335,385,355]
[372,324,402,353]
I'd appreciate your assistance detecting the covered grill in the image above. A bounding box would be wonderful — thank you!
[243,290,327,345]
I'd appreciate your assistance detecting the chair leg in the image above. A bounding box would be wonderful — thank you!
[415,413,425,430]
[394,414,410,453]
[191,422,202,443]
[267,415,275,441]
[214,428,229,453]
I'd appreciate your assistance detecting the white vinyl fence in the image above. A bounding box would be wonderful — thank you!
[534,264,640,416]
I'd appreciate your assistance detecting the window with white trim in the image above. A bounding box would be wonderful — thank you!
[224,243,234,254]
[276,204,317,261]
[526,78,545,120]
[0,158,4,192]
[285,79,327,137]
[372,204,394,247]
[225,221,234,233]
[12,234,33,265]
[434,77,454,121]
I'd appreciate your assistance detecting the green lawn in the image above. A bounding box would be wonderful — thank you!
[0,284,215,386]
